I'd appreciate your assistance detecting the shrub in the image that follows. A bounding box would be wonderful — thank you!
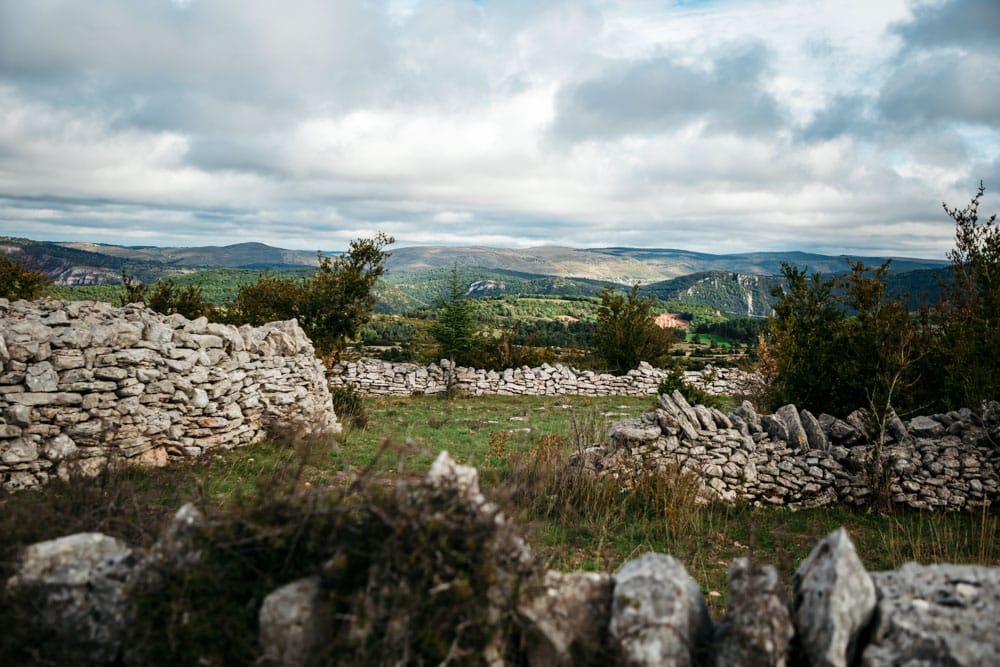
[331,383,369,429]
[592,284,674,374]
[119,272,215,320]
[378,346,413,362]
[226,233,394,360]
[0,253,51,300]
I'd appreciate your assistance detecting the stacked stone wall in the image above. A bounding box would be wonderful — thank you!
[0,299,339,491]
[330,357,752,397]
[7,455,1000,665]
[579,391,1000,512]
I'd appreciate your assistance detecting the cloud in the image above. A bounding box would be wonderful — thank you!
[892,0,1000,52]
[0,0,996,258]
[877,0,1000,128]
[551,41,785,141]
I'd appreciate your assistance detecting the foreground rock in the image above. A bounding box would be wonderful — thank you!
[610,553,713,666]
[6,533,134,664]
[6,465,1000,665]
[714,558,794,667]
[863,563,1000,665]
[793,528,876,667]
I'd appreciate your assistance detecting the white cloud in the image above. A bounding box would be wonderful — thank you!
[0,0,997,258]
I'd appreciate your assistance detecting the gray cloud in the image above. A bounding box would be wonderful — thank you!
[877,0,1000,128]
[892,0,1000,52]
[0,0,996,258]
[800,94,875,142]
[551,41,785,141]
[879,51,1000,127]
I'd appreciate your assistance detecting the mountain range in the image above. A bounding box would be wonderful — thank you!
[2,237,951,318]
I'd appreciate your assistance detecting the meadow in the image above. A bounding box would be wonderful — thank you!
[3,393,995,619]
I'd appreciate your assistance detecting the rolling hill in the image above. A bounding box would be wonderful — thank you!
[3,237,952,319]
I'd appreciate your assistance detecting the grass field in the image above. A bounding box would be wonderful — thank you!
[4,393,994,621]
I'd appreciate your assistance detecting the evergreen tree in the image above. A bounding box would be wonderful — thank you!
[430,265,481,366]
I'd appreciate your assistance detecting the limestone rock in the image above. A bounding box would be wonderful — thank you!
[259,576,324,667]
[775,404,808,450]
[6,532,134,664]
[41,433,78,462]
[610,553,713,666]
[761,414,789,442]
[519,570,612,666]
[800,409,830,451]
[714,557,794,667]
[734,400,762,434]
[610,419,662,448]
[792,528,875,667]
[908,415,945,438]
[862,563,1000,666]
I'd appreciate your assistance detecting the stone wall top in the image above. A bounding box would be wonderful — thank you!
[330,357,756,398]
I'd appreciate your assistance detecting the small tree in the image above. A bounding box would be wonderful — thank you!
[0,254,51,300]
[592,284,673,374]
[296,233,395,357]
[763,264,844,412]
[118,272,213,320]
[430,265,481,366]
[938,182,1000,409]
[226,233,394,360]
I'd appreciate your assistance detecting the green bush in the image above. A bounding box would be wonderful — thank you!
[225,233,394,360]
[119,272,215,320]
[761,185,998,416]
[331,383,369,429]
[592,284,674,374]
[0,253,51,300]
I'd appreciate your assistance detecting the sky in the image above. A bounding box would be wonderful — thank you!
[1,0,998,258]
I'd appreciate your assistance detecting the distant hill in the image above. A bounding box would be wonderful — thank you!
[384,267,611,305]
[641,272,785,318]
[387,245,949,284]
[2,236,953,319]
[58,241,322,269]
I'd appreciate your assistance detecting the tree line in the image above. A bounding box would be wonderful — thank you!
[762,183,999,416]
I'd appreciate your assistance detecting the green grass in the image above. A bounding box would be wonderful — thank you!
[685,332,734,349]
[1,393,996,624]
[332,394,999,615]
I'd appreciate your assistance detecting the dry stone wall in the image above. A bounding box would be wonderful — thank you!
[7,454,1000,665]
[330,357,753,397]
[0,298,340,491]
[577,391,1000,512]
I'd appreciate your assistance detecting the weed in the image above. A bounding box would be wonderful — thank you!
[330,383,369,429]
